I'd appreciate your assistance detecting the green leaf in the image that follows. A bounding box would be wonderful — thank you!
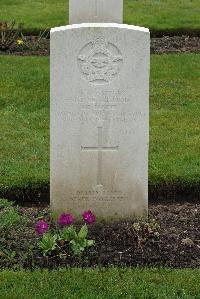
[78,224,88,239]
[39,233,57,256]
[87,240,95,247]
[69,240,76,246]
[67,226,77,239]
[70,243,81,256]
[59,226,77,242]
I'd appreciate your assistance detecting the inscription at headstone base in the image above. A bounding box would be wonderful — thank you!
[50,2,150,219]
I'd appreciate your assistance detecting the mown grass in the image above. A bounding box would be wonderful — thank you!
[0,54,199,194]
[0,56,49,192]
[0,0,199,33]
[0,268,200,299]
[150,54,200,185]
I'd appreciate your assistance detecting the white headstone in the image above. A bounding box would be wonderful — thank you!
[69,0,123,24]
[50,22,150,219]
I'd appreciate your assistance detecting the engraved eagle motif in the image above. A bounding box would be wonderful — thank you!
[78,37,123,84]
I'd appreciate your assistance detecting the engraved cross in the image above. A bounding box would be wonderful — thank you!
[81,127,119,186]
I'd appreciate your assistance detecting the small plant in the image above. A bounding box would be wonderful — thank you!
[132,219,160,246]
[0,21,23,50]
[36,210,96,257]
[0,202,20,228]
[59,225,77,242]
[59,224,95,256]
[70,225,95,256]
[39,233,57,256]
[19,29,48,51]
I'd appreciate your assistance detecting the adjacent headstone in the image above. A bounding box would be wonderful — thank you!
[50,2,150,219]
[69,0,123,24]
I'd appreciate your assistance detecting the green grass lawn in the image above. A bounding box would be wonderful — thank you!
[0,54,199,195]
[0,56,49,192]
[0,0,199,33]
[0,268,200,299]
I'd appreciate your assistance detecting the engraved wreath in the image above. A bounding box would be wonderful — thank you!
[77,37,123,84]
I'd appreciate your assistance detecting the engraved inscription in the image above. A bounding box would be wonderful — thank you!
[78,37,123,84]
[70,190,127,202]
[81,127,119,186]
[56,110,147,123]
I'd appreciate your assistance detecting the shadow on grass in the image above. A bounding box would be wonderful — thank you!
[7,27,200,38]
[0,181,199,206]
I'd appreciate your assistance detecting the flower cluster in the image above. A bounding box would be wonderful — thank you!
[35,219,49,235]
[35,210,96,236]
[58,213,74,226]
[82,210,96,224]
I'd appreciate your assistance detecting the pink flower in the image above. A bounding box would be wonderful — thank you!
[58,213,74,226]
[35,219,49,235]
[82,210,96,224]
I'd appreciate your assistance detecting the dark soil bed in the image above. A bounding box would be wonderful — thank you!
[0,35,200,56]
[151,35,200,54]
[1,201,199,270]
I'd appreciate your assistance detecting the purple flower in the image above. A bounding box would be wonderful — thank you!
[58,213,74,226]
[35,219,49,235]
[82,210,96,224]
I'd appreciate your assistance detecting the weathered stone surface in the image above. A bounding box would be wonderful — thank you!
[50,23,150,219]
[69,0,123,24]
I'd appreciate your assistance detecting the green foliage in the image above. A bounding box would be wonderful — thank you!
[0,268,200,299]
[0,21,22,50]
[0,198,14,209]
[58,225,77,242]
[37,225,95,257]
[0,206,20,229]
[48,225,95,256]
[38,233,57,256]
[68,225,95,256]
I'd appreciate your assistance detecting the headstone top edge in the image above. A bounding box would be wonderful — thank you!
[69,0,123,24]
[50,23,149,34]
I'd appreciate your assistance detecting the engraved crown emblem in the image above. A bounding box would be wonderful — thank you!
[78,37,123,84]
